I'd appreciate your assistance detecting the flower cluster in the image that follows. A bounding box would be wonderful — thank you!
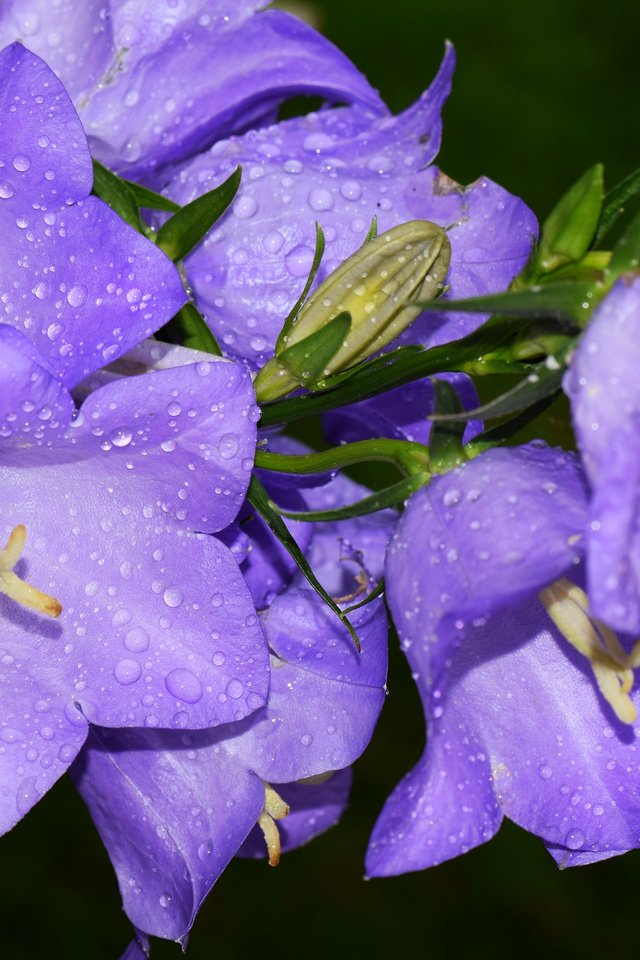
[2,2,640,957]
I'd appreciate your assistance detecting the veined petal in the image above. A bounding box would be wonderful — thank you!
[0,44,186,386]
[566,276,640,633]
[71,725,266,941]
[385,443,589,695]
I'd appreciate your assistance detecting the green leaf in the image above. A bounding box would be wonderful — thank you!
[165,301,222,355]
[156,166,241,262]
[465,392,561,454]
[277,311,351,385]
[247,476,361,650]
[423,281,596,323]
[595,165,640,245]
[92,160,144,232]
[122,179,181,213]
[607,206,640,277]
[275,223,325,355]
[530,164,603,276]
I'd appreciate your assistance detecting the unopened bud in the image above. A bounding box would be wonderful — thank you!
[254,220,450,402]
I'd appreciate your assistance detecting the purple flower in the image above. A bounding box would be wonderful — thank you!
[0,43,186,395]
[367,443,640,875]
[0,47,268,832]
[0,1,383,183]
[1,354,266,834]
[164,45,537,369]
[565,275,640,634]
[70,469,391,942]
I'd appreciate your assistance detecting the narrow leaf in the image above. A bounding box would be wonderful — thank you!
[268,474,422,522]
[422,282,595,323]
[156,166,241,262]
[92,160,144,232]
[533,164,603,274]
[166,301,222,355]
[275,223,326,354]
[122,179,181,213]
[344,577,385,614]
[595,165,640,245]
[607,206,640,277]
[247,476,360,649]
[466,392,561,453]
[363,215,378,244]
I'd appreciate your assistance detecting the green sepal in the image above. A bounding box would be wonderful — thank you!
[247,475,361,650]
[275,223,325,355]
[278,311,351,386]
[606,206,640,277]
[431,339,575,424]
[362,215,378,244]
[428,378,467,472]
[122,179,181,214]
[525,164,604,278]
[92,160,144,233]
[268,473,425,522]
[164,301,222,355]
[595,165,640,245]
[344,577,385,614]
[465,392,561,455]
[156,166,241,262]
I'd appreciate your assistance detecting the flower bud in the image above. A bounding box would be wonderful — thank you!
[254,220,451,402]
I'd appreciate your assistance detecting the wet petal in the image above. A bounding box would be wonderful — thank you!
[566,276,640,632]
[368,595,640,874]
[0,325,74,441]
[226,593,388,782]
[0,44,186,386]
[385,443,588,694]
[71,725,265,941]
[238,768,352,858]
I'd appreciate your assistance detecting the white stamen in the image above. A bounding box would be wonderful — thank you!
[258,784,290,867]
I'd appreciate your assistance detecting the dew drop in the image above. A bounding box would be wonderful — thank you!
[114,658,142,685]
[165,668,203,703]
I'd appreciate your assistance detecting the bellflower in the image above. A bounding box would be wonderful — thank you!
[0,43,186,395]
[164,45,537,369]
[367,443,640,876]
[0,46,268,832]
[70,469,391,943]
[0,0,384,183]
[565,275,640,634]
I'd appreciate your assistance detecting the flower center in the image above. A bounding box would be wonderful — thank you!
[539,577,639,724]
[0,525,62,618]
[258,783,290,867]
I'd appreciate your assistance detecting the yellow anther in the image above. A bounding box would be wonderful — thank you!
[0,524,62,619]
[258,783,290,867]
[539,577,637,724]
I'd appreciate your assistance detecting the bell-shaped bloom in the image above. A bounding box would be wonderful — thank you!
[0,1,384,183]
[565,275,640,635]
[1,341,266,833]
[367,443,640,875]
[165,45,537,369]
[0,43,186,394]
[71,470,391,943]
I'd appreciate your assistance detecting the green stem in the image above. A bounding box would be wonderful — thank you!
[255,438,430,480]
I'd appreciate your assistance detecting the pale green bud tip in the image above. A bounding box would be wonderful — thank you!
[255,220,451,402]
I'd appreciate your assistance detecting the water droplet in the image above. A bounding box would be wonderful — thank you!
[110,427,133,448]
[226,678,244,699]
[124,626,150,652]
[340,180,363,201]
[197,841,213,861]
[218,433,239,459]
[307,187,334,211]
[565,828,585,850]
[12,155,31,172]
[285,244,314,278]
[163,587,183,608]
[159,893,172,909]
[114,658,142,685]
[234,196,257,219]
[66,284,87,307]
[538,764,552,780]
[0,181,15,199]
[165,668,203,703]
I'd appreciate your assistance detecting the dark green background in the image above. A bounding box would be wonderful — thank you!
[5,3,640,958]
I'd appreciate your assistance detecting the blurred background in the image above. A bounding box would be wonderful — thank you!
[4,2,640,958]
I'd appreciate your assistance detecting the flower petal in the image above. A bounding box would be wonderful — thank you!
[385,443,588,694]
[0,44,187,386]
[566,276,640,632]
[71,725,265,941]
